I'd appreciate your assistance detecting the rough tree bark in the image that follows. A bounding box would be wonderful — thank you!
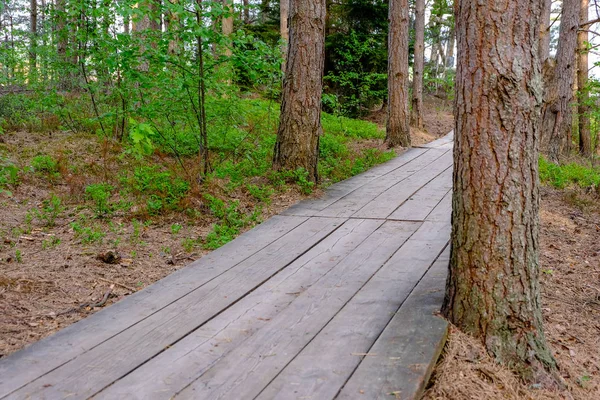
[539,0,551,63]
[443,0,558,382]
[577,0,592,157]
[541,0,580,162]
[273,0,326,182]
[386,0,410,147]
[29,0,37,81]
[410,0,424,129]
[280,0,289,70]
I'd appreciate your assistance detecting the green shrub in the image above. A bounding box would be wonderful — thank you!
[85,183,114,216]
[36,194,63,227]
[0,158,19,195]
[71,221,105,244]
[539,157,600,190]
[128,166,190,214]
[31,155,59,175]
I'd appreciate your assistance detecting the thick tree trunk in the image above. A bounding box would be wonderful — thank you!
[386,0,410,147]
[539,0,551,63]
[443,0,558,382]
[273,0,326,182]
[410,0,424,129]
[541,0,580,162]
[578,0,592,157]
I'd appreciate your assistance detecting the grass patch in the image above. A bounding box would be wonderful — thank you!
[539,157,600,190]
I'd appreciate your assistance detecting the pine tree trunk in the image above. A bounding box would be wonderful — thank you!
[273,0,326,182]
[541,0,580,163]
[243,0,250,24]
[443,0,558,382]
[55,0,69,89]
[386,0,410,147]
[539,0,551,63]
[280,0,289,70]
[410,0,424,129]
[29,0,37,81]
[446,22,455,68]
[578,0,592,157]
[222,0,233,57]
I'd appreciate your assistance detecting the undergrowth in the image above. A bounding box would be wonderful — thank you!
[1,94,395,250]
[539,156,600,191]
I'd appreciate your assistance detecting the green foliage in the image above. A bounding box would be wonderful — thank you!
[539,157,600,190]
[0,157,19,196]
[42,236,61,249]
[85,183,114,217]
[36,194,63,227]
[204,224,239,250]
[31,155,59,175]
[171,223,183,235]
[128,166,190,214]
[71,221,106,244]
[15,249,22,263]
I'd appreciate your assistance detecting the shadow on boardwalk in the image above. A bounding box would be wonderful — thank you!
[0,132,454,400]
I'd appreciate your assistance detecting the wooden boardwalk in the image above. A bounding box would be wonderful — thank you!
[0,133,454,400]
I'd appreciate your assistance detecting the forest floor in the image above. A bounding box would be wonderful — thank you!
[0,95,453,358]
[424,187,600,399]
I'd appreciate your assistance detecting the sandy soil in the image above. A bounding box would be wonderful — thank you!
[423,187,600,400]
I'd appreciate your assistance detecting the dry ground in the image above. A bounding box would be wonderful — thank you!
[0,98,453,358]
[424,187,600,400]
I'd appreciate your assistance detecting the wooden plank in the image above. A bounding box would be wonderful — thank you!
[281,148,428,217]
[388,167,452,221]
[417,131,454,148]
[0,215,308,399]
[254,227,450,400]
[337,249,450,400]
[314,149,449,218]
[426,189,452,223]
[8,217,344,400]
[352,151,453,219]
[173,221,421,400]
[94,218,386,400]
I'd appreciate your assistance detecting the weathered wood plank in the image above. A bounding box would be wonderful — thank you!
[314,149,449,218]
[352,151,453,219]
[0,215,308,399]
[173,221,421,400]
[337,249,450,400]
[417,131,454,148]
[281,148,428,217]
[426,189,452,223]
[7,217,344,400]
[94,218,385,400]
[255,227,450,400]
[387,167,452,221]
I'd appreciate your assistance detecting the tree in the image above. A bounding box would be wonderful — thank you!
[273,0,326,182]
[542,0,581,162]
[29,0,37,81]
[410,0,424,129]
[385,0,410,147]
[577,0,592,157]
[443,0,558,382]
[539,0,551,62]
[280,0,289,69]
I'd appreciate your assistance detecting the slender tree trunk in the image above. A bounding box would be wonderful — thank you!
[280,0,289,70]
[222,0,233,57]
[539,0,551,63]
[410,0,424,129]
[56,0,69,89]
[578,0,592,156]
[443,0,558,383]
[243,0,249,24]
[29,0,37,81]
[446,21,455,68]
[386,0,410,147]
[273,0,326,182]
[542,0,580,162]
